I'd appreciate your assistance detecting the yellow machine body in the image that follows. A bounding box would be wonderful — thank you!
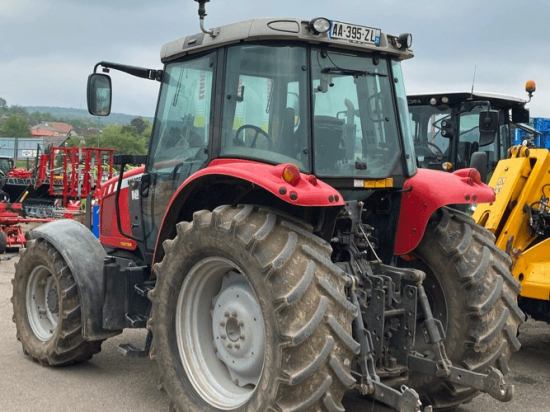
[474,147,550,313]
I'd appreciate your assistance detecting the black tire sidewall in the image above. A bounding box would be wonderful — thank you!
[153,226,282,412]
[13,241,64,359]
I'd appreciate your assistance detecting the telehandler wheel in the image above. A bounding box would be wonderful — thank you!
[11,239,103,365]
[149,205,359,412]
[401,207,523,410]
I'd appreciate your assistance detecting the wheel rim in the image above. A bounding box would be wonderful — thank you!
[176,256,266,409]
[26,265,59,341]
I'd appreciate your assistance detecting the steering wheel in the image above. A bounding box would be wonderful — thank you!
[235,125,274,149]
[415,142,445,159]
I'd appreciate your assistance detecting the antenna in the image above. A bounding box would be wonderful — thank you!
[194,0,219,37]
[470,65,477,97]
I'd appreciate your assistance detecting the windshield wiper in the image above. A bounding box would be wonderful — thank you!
[321,67,387,77]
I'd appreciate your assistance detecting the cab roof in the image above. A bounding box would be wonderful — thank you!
[161,17,414,63]
[407,91,527,109]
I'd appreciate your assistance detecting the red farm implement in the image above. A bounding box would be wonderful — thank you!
[0,146,116,251]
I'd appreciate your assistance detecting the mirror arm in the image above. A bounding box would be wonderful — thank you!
[93,61,163,82]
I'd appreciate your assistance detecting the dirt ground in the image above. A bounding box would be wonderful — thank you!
[1,250,549,412]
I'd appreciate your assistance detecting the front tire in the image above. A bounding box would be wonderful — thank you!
[149,205,360,412]
[11,239,103,365]
[401,207,524,410]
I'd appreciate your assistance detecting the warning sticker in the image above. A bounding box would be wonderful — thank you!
[494,177,506,195]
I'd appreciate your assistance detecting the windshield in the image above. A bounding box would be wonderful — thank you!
[409,103,509,172]
[219,44,407,179]
[311,49,403,178]
[0,158,11,173]
[409,105,452,168]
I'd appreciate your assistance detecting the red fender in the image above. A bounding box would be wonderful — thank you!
[181,159,345,207]
[394,168,495,255]
[152,159,344,262]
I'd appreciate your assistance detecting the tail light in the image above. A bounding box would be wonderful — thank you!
[282,164,301,186]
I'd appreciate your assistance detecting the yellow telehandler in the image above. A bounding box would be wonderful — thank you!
[474,144,550,322]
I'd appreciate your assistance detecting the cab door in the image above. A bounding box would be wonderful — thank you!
[140,52,216,252]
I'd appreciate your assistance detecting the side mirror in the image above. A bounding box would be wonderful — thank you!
[479,110,499,146]
[87,74,112,116]
[512,106,530,124]
[469,151,488,183]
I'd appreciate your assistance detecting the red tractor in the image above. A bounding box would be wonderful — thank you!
[11,3,523,412]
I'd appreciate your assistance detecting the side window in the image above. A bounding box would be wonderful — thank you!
[142,53,215,252]
[149,56,214,171]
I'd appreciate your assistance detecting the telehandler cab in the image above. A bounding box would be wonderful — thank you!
[408,83,534,182]
[11,2,523,411]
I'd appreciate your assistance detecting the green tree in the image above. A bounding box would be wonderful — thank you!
[0,116,31,137]
[130,117,150,135]
[87,125,146,154]
[7,105,28,117]
[0,98,8,116]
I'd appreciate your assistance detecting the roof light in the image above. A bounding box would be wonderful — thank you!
[429,98,437,106]
[397,33,413,50]
[441,96,449,104]
[525,80,536,99]
[282,164,301,186]
[309,18,331,35]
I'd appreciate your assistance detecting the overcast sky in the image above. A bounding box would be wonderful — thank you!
[2,0,548,118]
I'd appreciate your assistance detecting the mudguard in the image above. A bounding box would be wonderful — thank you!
[32,219,116,340]
[394,168,495,255]
[188,159,345,206]
[153,159,345,262]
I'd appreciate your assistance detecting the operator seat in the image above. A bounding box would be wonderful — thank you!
[314,116,346,170]
[279,107,298,158]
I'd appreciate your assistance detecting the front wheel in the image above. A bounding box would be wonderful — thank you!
[400,207,524,410]
[11,239,103,365]
[149,205,360,412]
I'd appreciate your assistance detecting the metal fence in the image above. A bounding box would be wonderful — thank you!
[0,137,45,160]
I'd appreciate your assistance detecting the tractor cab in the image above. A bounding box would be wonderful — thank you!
[0,156,14,176]
[408,90,531,181]
[88,15,418,256]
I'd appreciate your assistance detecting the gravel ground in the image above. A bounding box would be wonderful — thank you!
[1,250,548,412]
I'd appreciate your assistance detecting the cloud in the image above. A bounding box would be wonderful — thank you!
[1,0,549,118]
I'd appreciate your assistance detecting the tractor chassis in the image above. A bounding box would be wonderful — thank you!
[104,201,514,412]
[331,201,513,411]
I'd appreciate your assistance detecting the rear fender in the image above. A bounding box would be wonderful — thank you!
[32,219,117,340]
[153,159,344,263]
[394,168,495,255]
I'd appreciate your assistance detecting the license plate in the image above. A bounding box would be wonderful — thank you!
[330,21,381,46]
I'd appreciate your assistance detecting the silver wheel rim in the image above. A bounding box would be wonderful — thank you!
[26,265,59,341]
[176,256,266,409]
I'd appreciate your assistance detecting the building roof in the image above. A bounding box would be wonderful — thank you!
[30,122,74,137]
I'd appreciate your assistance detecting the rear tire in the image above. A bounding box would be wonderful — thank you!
[11,239,103,365]
[401,207,524,410]
[149,205,360,412]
